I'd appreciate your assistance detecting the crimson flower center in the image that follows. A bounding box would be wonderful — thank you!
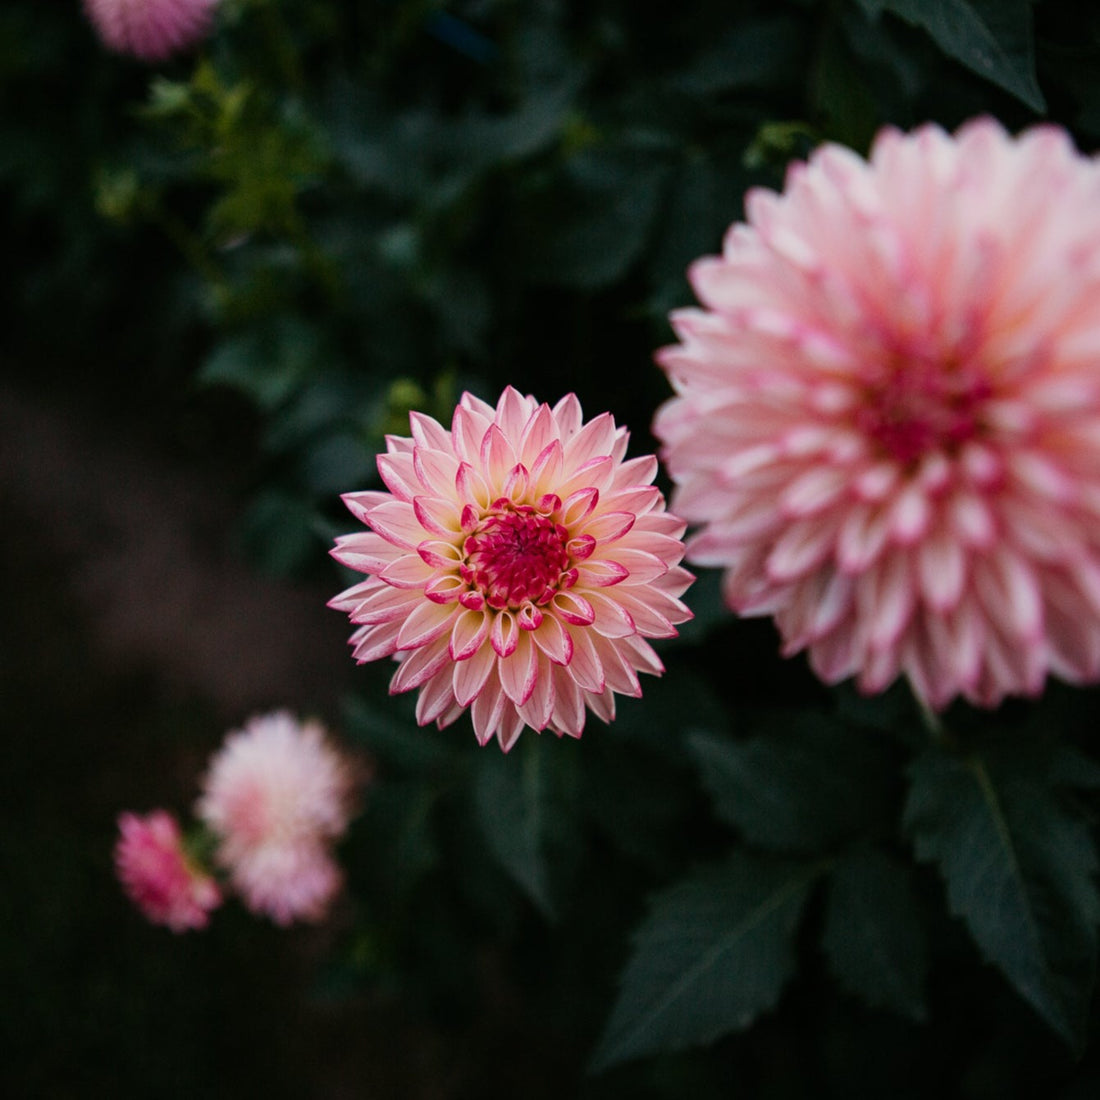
[462,505,571,610]
[856,354,992,464]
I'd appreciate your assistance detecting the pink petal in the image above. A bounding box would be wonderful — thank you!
[367,500,428,549]
[491,610,519,657]
[395,600,458,650]
[586,591,637,638]
[450,608,491,661]
[379,554,433,589]
[408,411,452,451]
[531,614,573,665]
[391,638,453,693]
[499,631,539,706]
[413,496,461,536]
[414,445,461,497]
[562,627,605,693]
[453,644,497,706]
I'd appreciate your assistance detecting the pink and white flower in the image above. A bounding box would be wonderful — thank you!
[114,810,221,932]
[655,118,1100,710]
[83,0,220,62]
[329,387,694,751]
[196,711,355,926]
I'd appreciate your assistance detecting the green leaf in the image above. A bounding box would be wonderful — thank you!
[904,743,1100,1049]
[1052,747,1100,792]
[591,852,821,1070]
[297,432,373,495]
[524,149,670,290]
[199,317,322,411]
[450,77,581,169]
[689,713,898,854]
[342,694,455,774]
[235,489,322,576]
[473,734,572,918]
[611,668,727,757]
[855,0,1045,111]
[670,15,809,95]
[822,846,927,1021]
[832,679,924,743]
[360,779,443,895]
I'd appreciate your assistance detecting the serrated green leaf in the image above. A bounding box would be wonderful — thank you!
[473,735,561,918]
[822,846,927,1021]
[904,744,1099,1049]
[591,853,822,1070]
[855,0,1045,111]
[689,713,897,854]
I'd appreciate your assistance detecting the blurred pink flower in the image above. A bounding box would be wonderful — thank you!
[330,387,694,751]
[655,118,1100,710]
[214,839,343,929]
[114,810,221,932]
[196,711,355,926]
[83,0,220,62]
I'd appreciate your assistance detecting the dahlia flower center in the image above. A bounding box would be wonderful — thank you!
[857,355,991,464]
[462,504,572,610]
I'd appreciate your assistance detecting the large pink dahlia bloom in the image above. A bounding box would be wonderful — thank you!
[83,0,220,62]
[196,712,355,926]
[114,810,221,932]
[655,118,1100,710]
[329,387,694,751]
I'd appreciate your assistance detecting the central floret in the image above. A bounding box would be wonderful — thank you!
[856,353,993,465]
[461,499,575,610]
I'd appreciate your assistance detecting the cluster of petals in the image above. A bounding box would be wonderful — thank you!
[330,387,694,751]
[655,117,1100,710]
[196,711,355,926]
[114,810,221,933]
[83,0,220,62]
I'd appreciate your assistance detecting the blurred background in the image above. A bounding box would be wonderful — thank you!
[5,1,1100,1096]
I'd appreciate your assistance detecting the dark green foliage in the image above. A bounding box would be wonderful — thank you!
[855,0,1046,111]
[905,737,1100,1050]
[10,0,1100,1097]
[690,713,899,854]
[591,852,822,1070]
[473,733,582,919]
[822,845,928,1021]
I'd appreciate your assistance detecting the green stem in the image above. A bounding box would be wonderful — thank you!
[916,694,956,749]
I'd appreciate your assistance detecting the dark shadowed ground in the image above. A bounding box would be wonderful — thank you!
[0,376,457,1098]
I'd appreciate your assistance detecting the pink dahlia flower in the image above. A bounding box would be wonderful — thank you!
[655,117,1100,711]
[329,387,694,751]
[83,0,220,62]
[114,810,221,932]
[196,711,355,926]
